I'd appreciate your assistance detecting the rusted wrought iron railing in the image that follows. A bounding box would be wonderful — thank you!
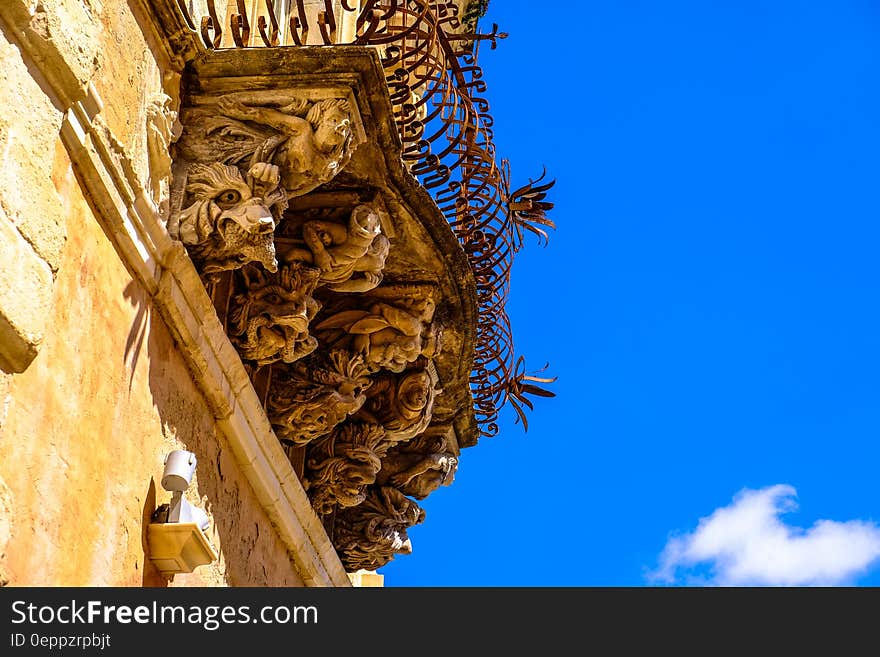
[174,0,556,437]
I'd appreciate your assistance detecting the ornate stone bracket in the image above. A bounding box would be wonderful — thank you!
[167,161,284,273]
[228,262,322,366]
[314,284,442,374]
[376,427,459,500]
[162,47,477,574]
[333,486,425,572]
[353,362,440,446]
[267,350,371,447]
[280,204,389,293]
[303,422,386,515]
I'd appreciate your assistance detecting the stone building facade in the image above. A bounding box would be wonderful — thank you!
[0,0,553,587]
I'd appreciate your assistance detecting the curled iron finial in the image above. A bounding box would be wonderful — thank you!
[503,162,557,250]
[504,357,556,432]
[230,0,251,47]
[200,0,222,49]
[446,23,508,50]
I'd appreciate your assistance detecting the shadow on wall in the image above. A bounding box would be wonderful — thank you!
[123,277,302,586]
[140,477,169,587]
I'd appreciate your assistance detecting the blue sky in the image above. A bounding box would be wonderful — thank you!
[381,0,880,586]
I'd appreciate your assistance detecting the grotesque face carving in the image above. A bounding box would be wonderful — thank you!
[281,204,388,293]
[168,162,285,273]
[358,368,438,444]
[333,487,425,572]
[267,351,372,446]
[228,264,321,366]
[304,423,386,515]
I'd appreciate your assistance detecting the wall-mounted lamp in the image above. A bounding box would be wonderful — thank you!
[147,450,217,577]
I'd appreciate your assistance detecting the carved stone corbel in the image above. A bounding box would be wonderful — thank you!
[314,286,443,374]
[354,362,440,446]
[210,92,357,199]
[333,486,426,572]
[279,204,390,293]
[169,88,363,277]
[227,262,322,366]
[376,430,459,500]
[266,350,372,446]
[303,422,387,515]
[167,161,285,273]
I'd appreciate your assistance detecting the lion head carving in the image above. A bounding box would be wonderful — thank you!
[167,162,286,273]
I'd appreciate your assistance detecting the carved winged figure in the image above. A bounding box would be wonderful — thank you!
[213,94,354,199]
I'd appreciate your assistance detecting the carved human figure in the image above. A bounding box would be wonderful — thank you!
[303,422,386,515]
[266,351,371,446]
[146,93,181,214]
[355,367,439,445]
[333,486,425,572]
[314,297,442,373]
[377,432,458,500]
[167,161,285,273]
[281,204,389,293]
[216,94,354,198]
[227,263,322,366]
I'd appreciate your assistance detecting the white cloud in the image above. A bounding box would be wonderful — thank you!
[648,484,880,586]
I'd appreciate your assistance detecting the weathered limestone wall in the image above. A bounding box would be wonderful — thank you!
[0,0,306,587]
